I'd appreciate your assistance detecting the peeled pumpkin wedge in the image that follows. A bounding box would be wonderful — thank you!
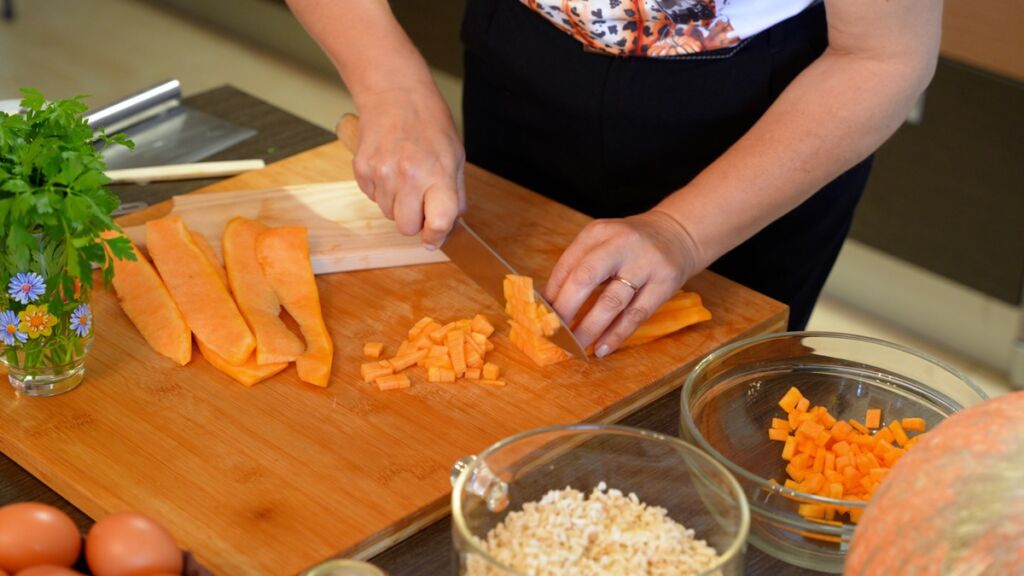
[620,303,712,349]
[223,218,305,365]
[197,340,287,387]
[190,231,228,290]
[256,227,333,386]
[146,215,255,366]
[101,230,192,366]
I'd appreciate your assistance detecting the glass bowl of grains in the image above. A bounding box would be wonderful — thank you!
[679,332,986,573]
[450,424,750,575]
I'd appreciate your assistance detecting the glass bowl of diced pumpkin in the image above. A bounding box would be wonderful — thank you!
[679,331,988,573]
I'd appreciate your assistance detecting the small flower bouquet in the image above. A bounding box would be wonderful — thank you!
[0,89,135,396]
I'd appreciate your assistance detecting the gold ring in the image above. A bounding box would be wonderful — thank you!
[612,275,640,292]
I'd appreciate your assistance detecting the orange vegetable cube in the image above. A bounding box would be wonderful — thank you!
[786,463,808,482]
[828,483,844,500]
[427,365,457,383]
[784,479,801,491]
[875,427,895,444]
[396,340,416,357]
[429,321,458,344]
[812,447,826,473]
[482,362,500,380]
[796,420,824,440]
[849,419,870,435]
[830,421,853,441]
[889,420,910,447]
[814,430,832,446]
[388,348,428,372]
[428,344,448,358]
[791,453,811,470]
[865,408,882,429]
[824,452,836,473]
[360,360,394,383]
[446,330,467,377]
[407,316,436,340]
[795,397,810,413]
[901,417,927,432]
[832,441,851,457]
[771,418,790,431]
[363,341,384,359]
[781,436,797,460]
[803,472,825,493]
[464,368,481,380]
[769,428,789,442]
[798,504,825,519]
[471,314,495,337]
[464,341,484,368]
[779,387,804,413]
[376,373,411,391]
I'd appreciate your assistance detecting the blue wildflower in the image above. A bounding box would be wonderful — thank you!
[70,303,92,338]
[8,272,46,305]
[0,309,28,346]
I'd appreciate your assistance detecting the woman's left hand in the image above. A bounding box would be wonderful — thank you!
[544,209,701,358]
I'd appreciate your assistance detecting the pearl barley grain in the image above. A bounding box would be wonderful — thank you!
[466,483,721,576]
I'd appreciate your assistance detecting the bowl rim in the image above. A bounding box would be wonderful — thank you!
[679,330,987,514]
[451,423,752,576]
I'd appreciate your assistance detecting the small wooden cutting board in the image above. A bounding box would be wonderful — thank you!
[120,181,449,274]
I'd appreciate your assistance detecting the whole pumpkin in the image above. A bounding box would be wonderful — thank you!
[845,391,1024,575]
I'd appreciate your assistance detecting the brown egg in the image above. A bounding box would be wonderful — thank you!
[85,512,182,576]
[0,503,82,572]
[15,566,85,576]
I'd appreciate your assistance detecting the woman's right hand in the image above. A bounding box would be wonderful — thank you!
[344,83,466,250]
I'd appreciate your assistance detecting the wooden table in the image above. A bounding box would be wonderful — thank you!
[0,87,823,575]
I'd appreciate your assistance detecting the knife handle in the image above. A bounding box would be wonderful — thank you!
[337,113,360,155]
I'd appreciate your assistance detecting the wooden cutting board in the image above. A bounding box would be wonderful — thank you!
[120,181,449,274]
[0,142,787,575]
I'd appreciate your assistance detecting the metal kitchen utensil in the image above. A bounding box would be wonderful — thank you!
[88,79,256,170]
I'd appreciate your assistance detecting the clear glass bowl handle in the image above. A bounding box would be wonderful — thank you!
[451,454,510,513]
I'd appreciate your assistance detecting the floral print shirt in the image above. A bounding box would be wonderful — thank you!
[522,0,817,57]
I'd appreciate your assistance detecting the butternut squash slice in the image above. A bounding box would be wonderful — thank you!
[190,231,228,290]
[256,227,333,386]
[102,230,192,366]
[223,218,306,365]
[146,215,255,365]
[197,341,287,386]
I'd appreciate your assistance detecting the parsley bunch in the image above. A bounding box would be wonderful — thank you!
[0,88,136,295]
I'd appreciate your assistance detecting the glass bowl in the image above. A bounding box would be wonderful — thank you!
[451,424,750,575]
[679,331,988,573]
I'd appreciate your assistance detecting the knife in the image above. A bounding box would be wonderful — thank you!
[337,114,588,359]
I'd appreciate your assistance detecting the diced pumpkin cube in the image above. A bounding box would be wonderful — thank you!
[360,360,394,383]
[470,314,495,337]
[865,408,882,429]
[376,373,411,391]
[779,387,804,413]
[769,428,789,441]
[388,348,428,372]
[363,341,384,359]
[464,368,481,380]
[901,417,927,431]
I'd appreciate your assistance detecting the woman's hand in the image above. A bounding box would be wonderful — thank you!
[345,83,466,249]
[544,210,701,358]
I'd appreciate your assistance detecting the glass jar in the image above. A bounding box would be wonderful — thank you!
[451,424,750,575]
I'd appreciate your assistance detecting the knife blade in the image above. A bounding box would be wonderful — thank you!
[443,218,588,359]
[336,113,588,359]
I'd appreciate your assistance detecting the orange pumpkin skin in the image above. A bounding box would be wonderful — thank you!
[846,391,1024,576]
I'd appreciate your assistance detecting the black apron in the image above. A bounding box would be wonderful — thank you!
[461,0,872,330]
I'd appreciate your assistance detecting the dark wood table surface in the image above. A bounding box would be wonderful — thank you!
[0,86,824,576]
